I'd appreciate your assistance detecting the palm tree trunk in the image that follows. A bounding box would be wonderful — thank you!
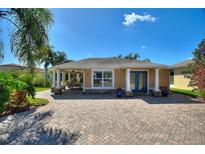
[44,65,48,87]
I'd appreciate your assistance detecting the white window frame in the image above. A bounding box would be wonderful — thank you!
[91,69,114,89]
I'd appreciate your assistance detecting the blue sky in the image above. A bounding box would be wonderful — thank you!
[1,8,205,66]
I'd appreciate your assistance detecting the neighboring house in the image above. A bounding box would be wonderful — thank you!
[0,63,43,73]
[51,58,170,95]
[170,59,193,90]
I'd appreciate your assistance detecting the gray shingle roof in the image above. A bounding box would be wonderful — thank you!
[171,59,193,69]
[51,58,169,70]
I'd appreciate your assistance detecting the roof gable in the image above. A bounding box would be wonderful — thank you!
[171,59,193,69]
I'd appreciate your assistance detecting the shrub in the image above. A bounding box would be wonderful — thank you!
[0,72,27,91]
[200,91,205,100]
[0,81,10,112]
[33,74,45,87]
[0,72,35,113]
[19,73,36,98]
[46,79,52,87]
[0,73,27,112]
[10,90,29,112]
[25,81,36,99]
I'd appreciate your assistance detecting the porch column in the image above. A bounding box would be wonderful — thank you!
[125,68,131,92]
[83,70,86,93]
[68,72,71,82]
[76,73,80,82]
[154,68,160,91]
[61,72,65,86]
[52,70,56,88]
[56,70,61,89]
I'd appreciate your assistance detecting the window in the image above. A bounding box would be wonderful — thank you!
[103,71,112,87]
[93,71,103,87]
[170,71,174,85]
[93,70,113,88]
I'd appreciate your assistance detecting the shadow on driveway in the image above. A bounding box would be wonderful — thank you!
[0,110,80,145]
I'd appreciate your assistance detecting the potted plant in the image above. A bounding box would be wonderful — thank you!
[116,86,123,98]
[160,86,169,97]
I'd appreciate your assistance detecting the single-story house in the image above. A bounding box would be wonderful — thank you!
[51,58,169,95]
[51,58,170,95]
[170,59,193,90]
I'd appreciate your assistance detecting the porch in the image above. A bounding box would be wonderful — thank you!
[51,69,85,94]
[51,68,164,96]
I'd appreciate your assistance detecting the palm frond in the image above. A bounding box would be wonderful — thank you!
[9,8,53,73]
[53,51,69,66]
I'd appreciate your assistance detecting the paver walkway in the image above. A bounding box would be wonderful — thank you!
[0,90,205,144]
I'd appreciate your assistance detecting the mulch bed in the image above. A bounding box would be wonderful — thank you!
[0,103,48,117]
[0,105,29,116]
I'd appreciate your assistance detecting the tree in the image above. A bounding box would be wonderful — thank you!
[113,52,140,60]
[125,52,140,60]
[143,58,151,62]
[39,48,71,86]
[0,8,53,73]
[52,51,71,66]
[39,45,55,86]
[185,39,205,100]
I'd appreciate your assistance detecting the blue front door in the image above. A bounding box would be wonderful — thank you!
[131,71,148,93]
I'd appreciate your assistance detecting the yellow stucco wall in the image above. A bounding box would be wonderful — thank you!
[172,67,192,90]
[115,69,126,88]
[159,69,170,88]
[114,68,169,89]
[84,68,170,89]
[149,69,155,89]
[84,69,92,88]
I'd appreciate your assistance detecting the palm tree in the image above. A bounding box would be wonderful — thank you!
[0,8,53,73]
[39,45,55,86]
[125,52,140,60]
[53,51,70,66]
[113,52,140,60]
[39,48,71,86]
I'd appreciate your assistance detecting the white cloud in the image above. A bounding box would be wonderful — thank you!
[122,12,156,26]
[141,46,147,49]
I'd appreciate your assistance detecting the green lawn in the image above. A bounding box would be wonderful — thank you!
[35,87,50,92]
[170,88,200,97]
[29,87,50,106]
[27,96,49,106]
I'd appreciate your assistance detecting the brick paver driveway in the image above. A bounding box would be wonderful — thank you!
[0,90,205,145]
